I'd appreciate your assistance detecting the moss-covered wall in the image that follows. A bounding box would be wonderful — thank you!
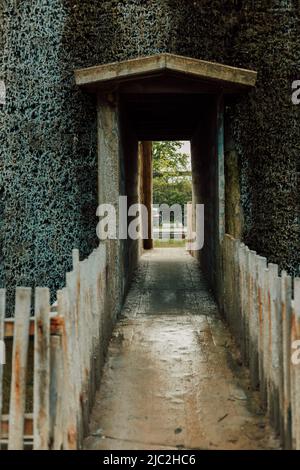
[0,0,299,310]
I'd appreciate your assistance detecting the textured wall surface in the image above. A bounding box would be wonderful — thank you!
[0,0,299,311]
[227,4,300,276]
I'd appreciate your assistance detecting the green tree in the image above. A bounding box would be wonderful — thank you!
[152,141,189,180]
[152,141,192,215]
[153,179,192,208]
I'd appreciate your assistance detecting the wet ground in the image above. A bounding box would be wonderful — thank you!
[84,248,279,450]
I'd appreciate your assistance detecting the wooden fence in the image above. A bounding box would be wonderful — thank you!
[1,233,299,449]
[0,243,112,449]
[222,234,300,449]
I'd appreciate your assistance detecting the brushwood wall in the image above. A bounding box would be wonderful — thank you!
[0,1,299,310]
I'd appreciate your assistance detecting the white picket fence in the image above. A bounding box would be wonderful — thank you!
[222,234,300,449]
[0,243,113,449]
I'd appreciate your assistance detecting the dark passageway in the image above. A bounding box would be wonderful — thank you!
[84,249,279,450]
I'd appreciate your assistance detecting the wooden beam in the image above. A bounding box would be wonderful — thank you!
[75,53,257,91]
[141,141,153,250]
[1,414,33,441]
[4,313,63,339]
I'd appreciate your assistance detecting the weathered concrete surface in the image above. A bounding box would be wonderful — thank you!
[84,248,279,450]
[97,96,125,321]
[191,97,224,298]
[75,53,257,90]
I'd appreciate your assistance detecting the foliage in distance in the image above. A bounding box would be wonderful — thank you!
[152,141,192,211]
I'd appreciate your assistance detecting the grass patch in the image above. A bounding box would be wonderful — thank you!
[154,239,186,248]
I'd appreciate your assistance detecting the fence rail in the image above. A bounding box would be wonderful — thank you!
[222,234,300,449]
[0,243,112,450]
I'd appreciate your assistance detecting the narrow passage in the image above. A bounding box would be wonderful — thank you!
[84,249,279,450]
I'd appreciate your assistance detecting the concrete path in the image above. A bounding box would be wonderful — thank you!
[84,248,279,450]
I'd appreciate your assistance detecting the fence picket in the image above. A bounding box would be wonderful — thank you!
[72,249,80,270]
[66,269,79,432]
[280,271,292,448]
[33,288,50,450]
[268,263,280,430]
[8,288,32,450]
[293,278,300,449]
[59,287,77,450]
[239,245,246,360]
[257,257,267,406]
[50,334,64,450]
[244,246,250,366]
[232,239,239,339]
[0,289,6,448]
[237,243,244,350]
[249,251,259,389]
